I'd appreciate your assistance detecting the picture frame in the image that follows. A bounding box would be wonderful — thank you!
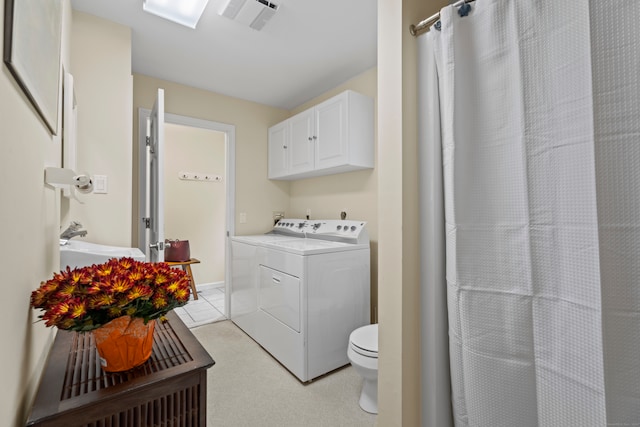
[62,70,77,171]
[3,0,63,135]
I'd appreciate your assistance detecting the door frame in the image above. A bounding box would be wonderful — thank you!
[138,108,236,317]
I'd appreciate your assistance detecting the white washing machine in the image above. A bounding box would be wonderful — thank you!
[230,219,371,382]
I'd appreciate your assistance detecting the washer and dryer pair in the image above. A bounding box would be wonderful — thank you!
[230,219,371,382]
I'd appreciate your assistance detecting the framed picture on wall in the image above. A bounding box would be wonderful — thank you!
[3,0,63,135]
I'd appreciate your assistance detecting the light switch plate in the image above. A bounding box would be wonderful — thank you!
[93,175,108,194]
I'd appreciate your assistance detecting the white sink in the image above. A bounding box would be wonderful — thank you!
[60,240,146,270]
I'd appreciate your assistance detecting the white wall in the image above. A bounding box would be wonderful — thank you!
[133,74,291,240]
[0,1,71,425]
[377,0,447,424]
[65,11,133,246]
[164,123,226,284]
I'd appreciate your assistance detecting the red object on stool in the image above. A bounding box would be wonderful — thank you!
[165,240,190,262]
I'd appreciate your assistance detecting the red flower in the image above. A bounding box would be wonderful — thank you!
[110,276,134,294]
[166,281,181,294]
[95,264,113,277]
[117,258,134,270]
[57,282,77,298]
[154,272,170,286]
[152,295,168,309]
[86,281,105,295]
[128,269,144,283]
[52,300,71,315]
[90,293,115,309]
[70,269,92,284]
[174,287,189,301]
[30,258,190,332]
[127,285,153,301]
[69,300,87,319]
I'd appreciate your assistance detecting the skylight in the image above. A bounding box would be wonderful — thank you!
[143,0,210,29]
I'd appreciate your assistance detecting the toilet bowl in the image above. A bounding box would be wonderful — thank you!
[348,323,378,414]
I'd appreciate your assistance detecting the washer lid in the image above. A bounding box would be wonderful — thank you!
[350,324,378,353]
[264,238,369,255]
[230,235,299,246]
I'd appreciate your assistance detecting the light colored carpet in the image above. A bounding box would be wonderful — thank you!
[191,320,377,427]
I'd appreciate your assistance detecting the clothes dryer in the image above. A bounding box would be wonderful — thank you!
[230,219,371,382]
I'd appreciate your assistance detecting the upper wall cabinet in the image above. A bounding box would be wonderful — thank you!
[268,90,374,180]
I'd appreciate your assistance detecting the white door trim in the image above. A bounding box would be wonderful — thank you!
[138,108,236,317]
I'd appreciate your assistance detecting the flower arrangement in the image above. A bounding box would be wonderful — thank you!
[30,257,191,332]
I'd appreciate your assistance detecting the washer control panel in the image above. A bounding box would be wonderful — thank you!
[273,219,369,244]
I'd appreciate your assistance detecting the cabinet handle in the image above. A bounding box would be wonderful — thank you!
[313,136,317,140]
[283,145,287,149]
[308,137,312,141]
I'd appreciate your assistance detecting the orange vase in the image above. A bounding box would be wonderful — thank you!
[93,316,156,372]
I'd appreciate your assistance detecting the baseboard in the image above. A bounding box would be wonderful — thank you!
[197,281,225,289]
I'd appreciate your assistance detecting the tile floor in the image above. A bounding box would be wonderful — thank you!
[174,284,226,328]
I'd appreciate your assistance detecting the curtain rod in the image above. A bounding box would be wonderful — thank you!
[410,0,475,36]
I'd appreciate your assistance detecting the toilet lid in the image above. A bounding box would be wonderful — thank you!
[350,324,378,356]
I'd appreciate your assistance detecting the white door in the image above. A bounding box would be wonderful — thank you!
[145,88,166,262]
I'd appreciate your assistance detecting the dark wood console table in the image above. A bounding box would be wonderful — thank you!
[26,311,214,426]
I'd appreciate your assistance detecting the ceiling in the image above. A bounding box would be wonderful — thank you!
[70,0,378,110]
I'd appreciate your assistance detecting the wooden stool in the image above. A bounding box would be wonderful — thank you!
[165,258,200,300]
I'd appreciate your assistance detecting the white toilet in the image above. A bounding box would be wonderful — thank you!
[347,323,379,414]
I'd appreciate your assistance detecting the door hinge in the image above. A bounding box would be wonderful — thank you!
[146,136,156,154]
[142,217,151,229]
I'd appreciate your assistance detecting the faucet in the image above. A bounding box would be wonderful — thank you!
[60,221,88,240]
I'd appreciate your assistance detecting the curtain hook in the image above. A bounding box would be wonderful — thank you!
[458,1,471,17]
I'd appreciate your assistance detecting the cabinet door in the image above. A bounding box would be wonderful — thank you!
[268,121,289,179]
[288,109,315,174]
[315,93,348,169]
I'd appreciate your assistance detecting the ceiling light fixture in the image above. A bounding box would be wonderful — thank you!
[143,0,210,29]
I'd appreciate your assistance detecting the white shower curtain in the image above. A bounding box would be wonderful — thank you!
[418,1,640,426]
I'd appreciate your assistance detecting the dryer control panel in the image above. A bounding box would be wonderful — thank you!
[272,219,369,244]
